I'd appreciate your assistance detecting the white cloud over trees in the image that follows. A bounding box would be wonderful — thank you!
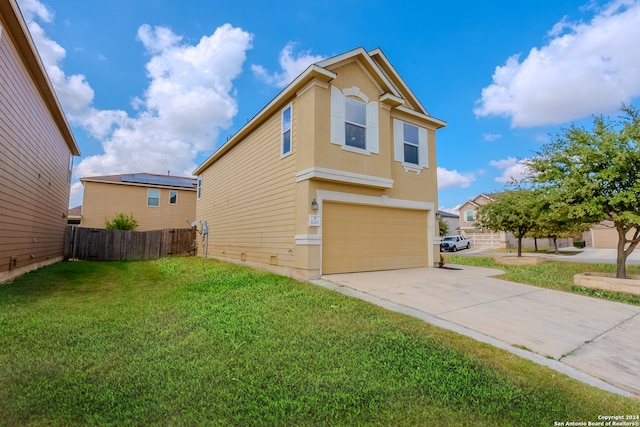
[437,167,475,189]
[475,0,640,127]
[489,157,529,183]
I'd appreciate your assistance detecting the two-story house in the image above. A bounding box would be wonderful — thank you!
[459,192,574,250]
[1,0,81,283]
[194,47,446,279]
[458,193,507,248]
[79,173,197,231]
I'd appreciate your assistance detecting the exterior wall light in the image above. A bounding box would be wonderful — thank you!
[311,198,318,210]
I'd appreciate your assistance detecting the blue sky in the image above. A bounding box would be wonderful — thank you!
[16,0,640,210]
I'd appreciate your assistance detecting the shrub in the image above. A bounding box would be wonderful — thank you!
[105,213,138,230]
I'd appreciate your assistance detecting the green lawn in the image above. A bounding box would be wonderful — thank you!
[0,258,638,426]
[448,255,640,306]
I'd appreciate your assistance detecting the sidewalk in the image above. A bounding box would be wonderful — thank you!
[313,265,640,398]
[461,246,640,264]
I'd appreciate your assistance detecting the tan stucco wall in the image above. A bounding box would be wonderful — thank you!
[81,181,196,231]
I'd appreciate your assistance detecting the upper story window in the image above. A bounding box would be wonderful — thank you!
[197,176,202,200]
[331,86,379,154]
[345,98,366,150]
[465,210,476,222]
[393,119,428,171]
[147,189,160,207]
[281,105,292,157]
[169,190,177,205]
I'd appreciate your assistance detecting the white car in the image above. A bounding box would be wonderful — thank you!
[440,235,471,252]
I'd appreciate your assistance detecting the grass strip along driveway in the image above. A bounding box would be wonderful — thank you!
[0,258,638,426]
[448,255,640,307]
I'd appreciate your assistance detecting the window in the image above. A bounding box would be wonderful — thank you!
[147,189,160,206]
[330,86,379,154]
[393,119,428,170]
[169,190,177,205]
[197,176,202,200]
[281,105,292,156]
[402,123,420,165]
[345,98,366,150]
[465,210,476,222]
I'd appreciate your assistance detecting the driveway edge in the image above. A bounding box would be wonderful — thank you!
[310,278,634,398]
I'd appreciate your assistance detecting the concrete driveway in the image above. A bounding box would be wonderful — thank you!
[313,265,640,397]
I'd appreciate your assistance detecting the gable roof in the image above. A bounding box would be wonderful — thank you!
[438,210,459,218]
[0,0,80,156]
[81,173,197,190]
[194,47,446,175]
[461,192,501,208]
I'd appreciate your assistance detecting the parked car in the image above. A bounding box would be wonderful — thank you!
[440,235,471,252]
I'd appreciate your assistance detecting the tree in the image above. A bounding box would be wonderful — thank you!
[105,213,138,230]
[476,189,544,257]
[439,217,450,237]
[526,105,640,278]
[528,190,591,255]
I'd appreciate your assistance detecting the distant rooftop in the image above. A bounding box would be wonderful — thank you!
[81,173,197,189]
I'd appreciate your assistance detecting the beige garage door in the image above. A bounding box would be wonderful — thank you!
[322,202,429,274]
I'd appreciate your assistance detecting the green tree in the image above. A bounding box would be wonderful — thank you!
[528,190,591,255]
[105,213,138,230]
[476,189,544,257]
[439,217,450,237]
[526,105,640,278]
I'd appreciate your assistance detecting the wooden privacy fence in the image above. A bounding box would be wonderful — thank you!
[65,226,197,261]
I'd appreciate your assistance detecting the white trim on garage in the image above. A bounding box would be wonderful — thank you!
[295,167,394,189]
[312,190,436,274]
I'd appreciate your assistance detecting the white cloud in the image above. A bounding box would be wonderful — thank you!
[489,157,529,183]
[475,0,640,127]
[20,0,253,206]
[437,167,475,189]
[252,42,325,88]
[482,133,502,141]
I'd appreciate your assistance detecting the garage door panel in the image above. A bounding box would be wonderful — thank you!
[322,202,429,274]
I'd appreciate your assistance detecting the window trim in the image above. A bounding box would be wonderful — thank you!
[169,190,178,205]
[147,189,160,207]
[197,176,202,200]
[393,118,429,171]
[344,97,367,150]
[281,104,292,158]
[330,85,379,155]
[465,210,476,222]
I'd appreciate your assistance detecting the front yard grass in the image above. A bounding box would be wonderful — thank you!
[448,255,640,306]
[0,258,638,426]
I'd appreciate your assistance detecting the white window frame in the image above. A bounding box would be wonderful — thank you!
[197,176,202,200]
[465,210,476,222]
[169,190,178,205]
[147,189,160,207]
[393,118,428,172]
[281,104,292,158]
[330,85,379,155]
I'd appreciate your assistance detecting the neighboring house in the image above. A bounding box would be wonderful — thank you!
[459,193,572,249]
[67,206,82,225]
[0,0,81,283]
[194,47,446,279]
[79,173,197,231]
[458,193,506,248]
[438,210,460,235]
[586,221,640,250]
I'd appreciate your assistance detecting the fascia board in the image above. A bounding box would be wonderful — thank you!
[193,65,336,175]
